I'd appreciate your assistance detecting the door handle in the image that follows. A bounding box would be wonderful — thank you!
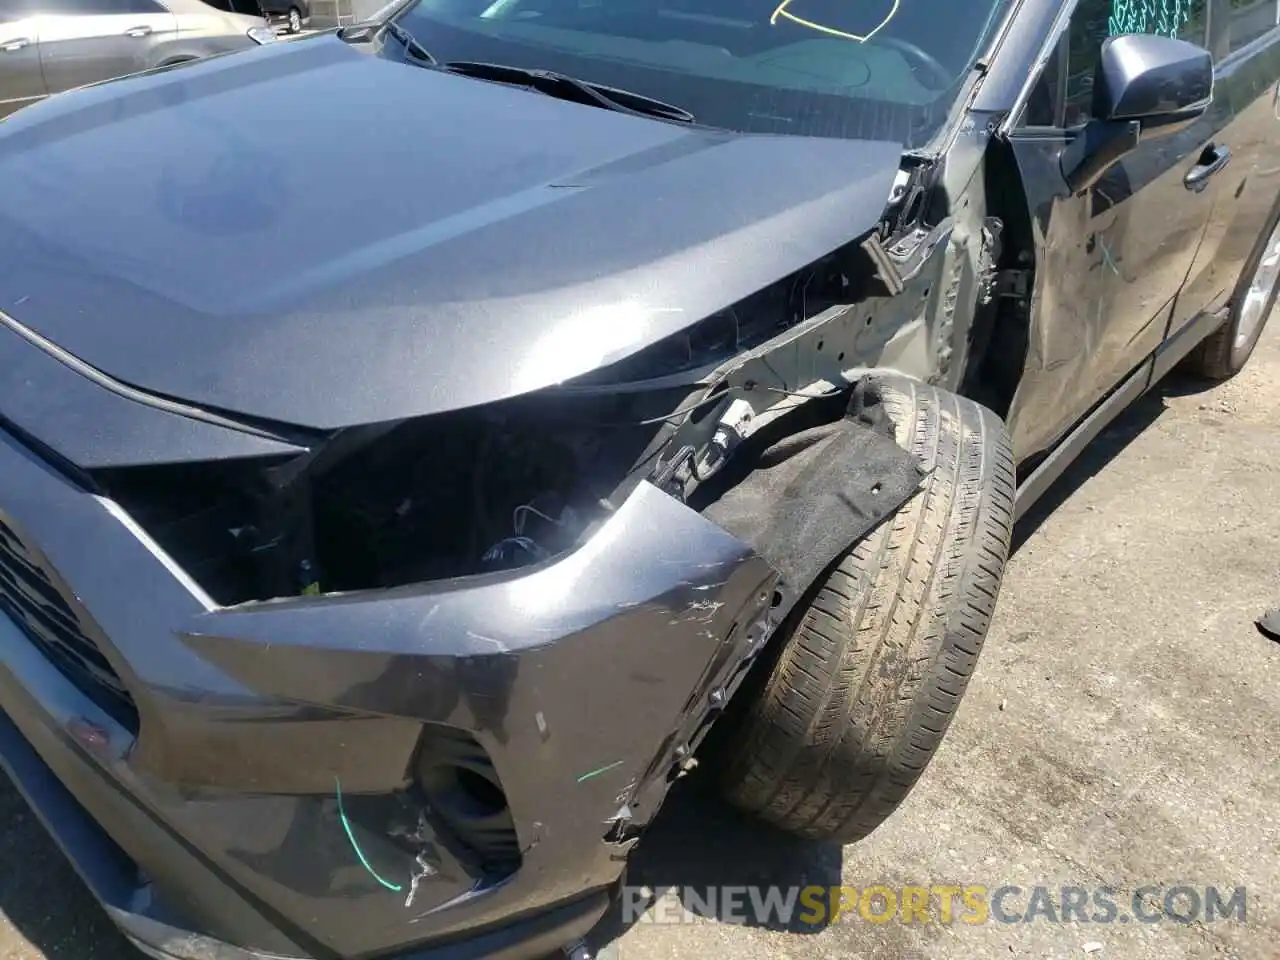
[1184,145,1231,192]
[124,25,153,37]
[0,38,32,52]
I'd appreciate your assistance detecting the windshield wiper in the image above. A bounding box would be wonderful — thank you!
[442,61,694,124]
[383,21,437,65]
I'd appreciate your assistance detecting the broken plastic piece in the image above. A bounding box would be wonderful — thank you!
[860,232,907,296]
[693,397,756,480]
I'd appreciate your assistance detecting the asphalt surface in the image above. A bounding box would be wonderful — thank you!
[0,326,1278,960]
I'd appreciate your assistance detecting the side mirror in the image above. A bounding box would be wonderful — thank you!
[1094,33,1213,128]
[1061,33,1214,194]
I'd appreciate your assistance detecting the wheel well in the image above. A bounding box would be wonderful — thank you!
[958,136,1034,420]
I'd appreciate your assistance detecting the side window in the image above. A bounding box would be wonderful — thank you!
[1225,0,1280,53]
[1063,0,1209,125]
[1019,0,1209,129]
[1110,0,1209,41]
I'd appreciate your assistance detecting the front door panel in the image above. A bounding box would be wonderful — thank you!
[1001,0,1222,461]
[1173,17,1280,333]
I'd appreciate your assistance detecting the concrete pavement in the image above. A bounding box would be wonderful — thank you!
[607,323,1280,960]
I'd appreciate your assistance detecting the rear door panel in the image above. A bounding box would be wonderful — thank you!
[1173,11,1280,332]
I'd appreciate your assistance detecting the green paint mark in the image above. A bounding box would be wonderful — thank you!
[576,760,625,783]
[1110,0,1193,37]
[335,777,403,892]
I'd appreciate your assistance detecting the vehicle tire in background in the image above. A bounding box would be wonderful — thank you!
[716,377,1015,843]
[1184,206,1280,380]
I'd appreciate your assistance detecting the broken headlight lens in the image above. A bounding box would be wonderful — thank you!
[305,388,700,591]
[92,384,692,605]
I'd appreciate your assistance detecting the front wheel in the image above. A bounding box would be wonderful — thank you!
[716,378,1015,843]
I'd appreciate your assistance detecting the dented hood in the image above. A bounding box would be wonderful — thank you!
[0,35,903,431]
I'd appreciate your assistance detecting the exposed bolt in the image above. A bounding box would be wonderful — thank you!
[709,689,726,707]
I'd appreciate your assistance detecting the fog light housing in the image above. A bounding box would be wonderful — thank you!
[415,726,521,874]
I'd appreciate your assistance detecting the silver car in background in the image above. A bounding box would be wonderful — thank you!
[0,0,275,119]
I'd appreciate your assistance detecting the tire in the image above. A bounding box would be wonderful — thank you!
[288,7,303,32]
[1183,206,1280,379]
[716,377,1015,843]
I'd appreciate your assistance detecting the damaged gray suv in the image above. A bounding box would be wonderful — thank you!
[0,0,1276,957]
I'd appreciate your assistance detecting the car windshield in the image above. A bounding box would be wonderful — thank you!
[384,0,1012,147]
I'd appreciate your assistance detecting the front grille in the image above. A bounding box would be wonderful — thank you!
[0,515,138,731]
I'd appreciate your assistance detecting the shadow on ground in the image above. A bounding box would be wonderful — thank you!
[588,775,845,947]
[1011,372,1213,551]
[0,374,1224,960]
[0,780,134,960]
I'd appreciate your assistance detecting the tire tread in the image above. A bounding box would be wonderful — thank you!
[719,378,1015,842]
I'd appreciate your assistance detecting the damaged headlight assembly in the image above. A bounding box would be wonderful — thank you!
[90,339,758,607]
[89,237,928,609]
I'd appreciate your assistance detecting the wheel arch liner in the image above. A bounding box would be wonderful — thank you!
[697,376,925,624]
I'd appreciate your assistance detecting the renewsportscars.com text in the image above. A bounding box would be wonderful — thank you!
[623,884,1247,926]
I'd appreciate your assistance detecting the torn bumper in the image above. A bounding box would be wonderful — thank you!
[0,426,779,960]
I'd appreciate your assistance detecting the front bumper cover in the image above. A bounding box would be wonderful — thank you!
[0,424,781,960]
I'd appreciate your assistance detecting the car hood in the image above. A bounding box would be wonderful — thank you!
[0,35,903,432]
